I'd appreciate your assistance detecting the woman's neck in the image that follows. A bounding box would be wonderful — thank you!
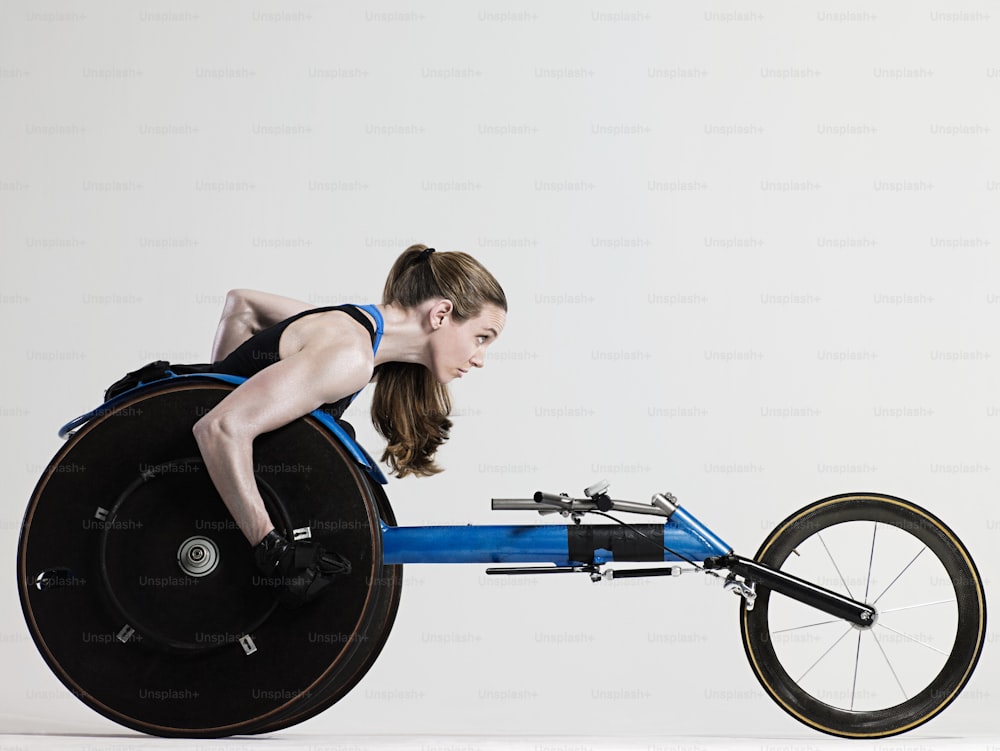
[371,302,434,368]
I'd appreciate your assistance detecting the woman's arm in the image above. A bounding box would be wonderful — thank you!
[210,289,314,362]
[194,331,375,545]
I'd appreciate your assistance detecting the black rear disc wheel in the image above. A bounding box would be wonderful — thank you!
[18,381,400,737]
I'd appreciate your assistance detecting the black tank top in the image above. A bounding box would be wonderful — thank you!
[210,305,377,421]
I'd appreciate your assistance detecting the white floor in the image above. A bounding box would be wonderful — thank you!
[1,732,998,751]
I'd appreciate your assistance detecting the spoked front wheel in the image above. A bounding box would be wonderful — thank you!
[741,493,986,738]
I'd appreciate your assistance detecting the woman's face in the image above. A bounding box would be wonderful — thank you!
[429,303,506,384]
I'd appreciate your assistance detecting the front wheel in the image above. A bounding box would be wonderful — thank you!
[740,493,986,738]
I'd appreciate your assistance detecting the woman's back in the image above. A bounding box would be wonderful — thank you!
[210,304,383,420]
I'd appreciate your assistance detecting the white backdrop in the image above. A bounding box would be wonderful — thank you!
[1,0,997,742]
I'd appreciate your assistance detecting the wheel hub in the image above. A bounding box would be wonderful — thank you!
[177,536,219,577]
[853,606,878,630]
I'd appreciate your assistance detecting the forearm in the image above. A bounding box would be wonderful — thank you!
[193,425,275,545]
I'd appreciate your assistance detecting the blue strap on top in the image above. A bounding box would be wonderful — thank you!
[344,303,385,409]
[356,304,384,354]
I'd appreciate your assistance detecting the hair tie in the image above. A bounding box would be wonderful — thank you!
[419,247,436,260]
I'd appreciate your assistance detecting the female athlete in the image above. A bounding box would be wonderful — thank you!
[193,244,507,604]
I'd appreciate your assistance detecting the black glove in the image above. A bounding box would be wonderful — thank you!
[253,530,351,608]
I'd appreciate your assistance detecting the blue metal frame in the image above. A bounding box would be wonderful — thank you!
[379,507,732,565]
[61,372,732,567]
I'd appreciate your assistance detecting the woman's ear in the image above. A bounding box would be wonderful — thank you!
[428,299,454,330]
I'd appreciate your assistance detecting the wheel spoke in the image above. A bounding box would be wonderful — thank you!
[870,630,909,702]
[871,547,928,606]
[818,532,855,600]
[850,630,863,710]
[771,618,843,634]
[875,623,950,657]
[878,599,956,614]
[795,625,854,684]
[863,522,877,601]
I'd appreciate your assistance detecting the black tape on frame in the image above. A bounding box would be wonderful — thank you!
[567,524,665,563]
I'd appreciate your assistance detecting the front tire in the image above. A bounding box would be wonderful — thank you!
[740,493,986,738]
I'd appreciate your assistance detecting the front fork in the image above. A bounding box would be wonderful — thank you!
[705,554,877,628]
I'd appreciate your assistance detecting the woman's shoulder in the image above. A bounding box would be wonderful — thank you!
[280,306,377,359]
